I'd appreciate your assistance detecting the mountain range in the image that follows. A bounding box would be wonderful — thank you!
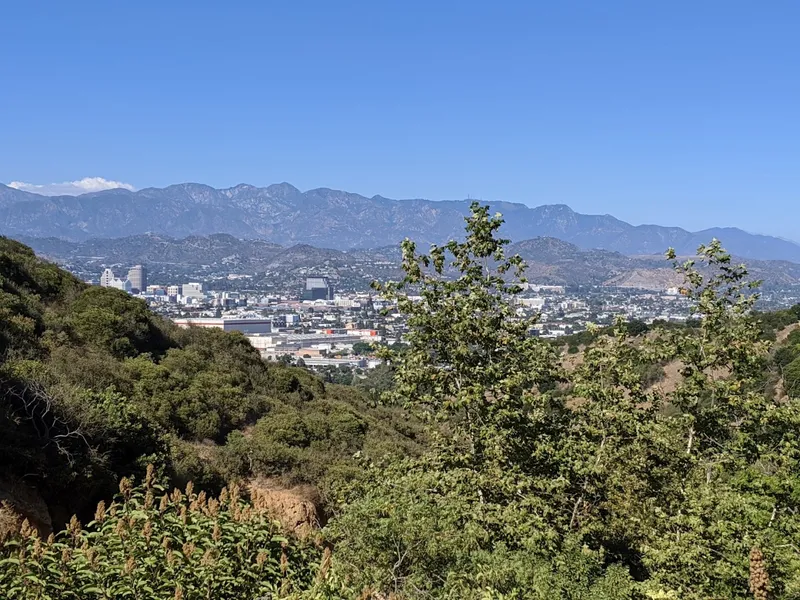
[21,233,800,289]
[2,182,798,263]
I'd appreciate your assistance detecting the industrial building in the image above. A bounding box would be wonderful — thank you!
[245,329,379,360]
[182,282,204,299]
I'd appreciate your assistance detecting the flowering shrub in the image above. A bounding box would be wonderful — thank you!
[0,466,326,599]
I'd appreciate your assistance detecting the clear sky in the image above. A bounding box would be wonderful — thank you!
[1,1,798,240]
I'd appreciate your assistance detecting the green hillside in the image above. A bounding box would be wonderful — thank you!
[0,236,422,527]
[2,204,800,599]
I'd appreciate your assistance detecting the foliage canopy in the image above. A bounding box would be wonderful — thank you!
[3,205,800,598]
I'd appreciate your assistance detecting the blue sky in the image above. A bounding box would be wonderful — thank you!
[1,1,798,240]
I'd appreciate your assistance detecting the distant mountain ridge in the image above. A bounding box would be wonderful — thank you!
[2,182,799,263]
[21,233,800,289]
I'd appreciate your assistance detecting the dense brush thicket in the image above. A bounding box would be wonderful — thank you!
[3,204,800,599]
[0,236,422,526]
[0,467,324,599]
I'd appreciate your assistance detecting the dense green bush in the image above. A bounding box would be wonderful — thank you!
[219,391,423,505]
[5,209,800,599]
[0,236,421,530]
[784,356,800,397]
[66,287,173,358]
[0,468,324,599]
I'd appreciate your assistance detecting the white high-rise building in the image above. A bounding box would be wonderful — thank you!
[99,268,135,293]
[100,268,115,287]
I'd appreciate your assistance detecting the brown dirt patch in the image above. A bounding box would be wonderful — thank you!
[189,440,219,462]
[248,477,322,536]
[647,360,730,396]
[649,360,683,395]
[560,347,585,372]
[775,376,788,402]
[776,323,800,344]
[0,478,52,540]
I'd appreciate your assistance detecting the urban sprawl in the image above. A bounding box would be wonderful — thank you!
[94,264,799,376]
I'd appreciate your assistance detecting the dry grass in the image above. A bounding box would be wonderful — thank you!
[776,323,800,344]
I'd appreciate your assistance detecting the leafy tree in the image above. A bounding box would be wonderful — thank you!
[625,319,649,337]
[351,341,373,355]
[327,204,625,597]
[326,214,800,599]
[628,242,800,597]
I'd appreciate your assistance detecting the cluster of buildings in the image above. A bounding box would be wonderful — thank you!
[143,282,211,305]
[95,269,378,368]
[522,286,692,339]
[98,266,239,307]
[99,267,337,310]
[172,316,381,368]
[100,265,147,293]
[94,263,702,364]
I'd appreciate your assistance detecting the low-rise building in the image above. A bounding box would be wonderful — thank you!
[173,317,272,334]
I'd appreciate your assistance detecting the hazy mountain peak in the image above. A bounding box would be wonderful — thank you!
[267,182,300,194]
[537,203,575,212]
[225,183,256,192]
[532,204,578,219]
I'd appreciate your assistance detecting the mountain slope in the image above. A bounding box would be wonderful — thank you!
[2,182,799,262]
[20,233,800,289]
[23,233,284,266]
[507,237,644,286]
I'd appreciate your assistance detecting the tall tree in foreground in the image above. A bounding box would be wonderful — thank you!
[325,209,800,600]
[327,203,636,598]
[636,243,800,598]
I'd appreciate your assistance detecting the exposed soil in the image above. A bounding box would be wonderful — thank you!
[0,477,52,539]
[247,476,322,537]
[776,323,800,344]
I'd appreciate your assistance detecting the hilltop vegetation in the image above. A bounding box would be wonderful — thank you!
[0,236,422,529]
[2,205,800,599]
